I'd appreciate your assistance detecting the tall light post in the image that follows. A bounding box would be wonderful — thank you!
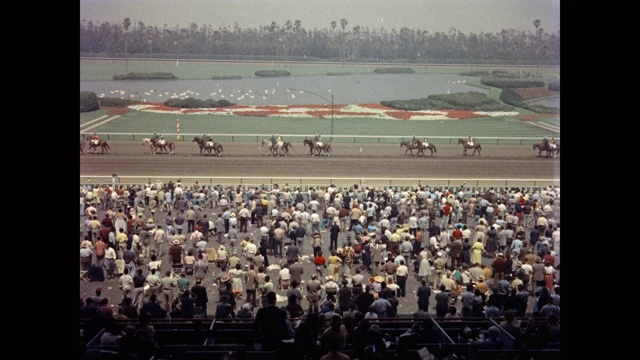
[287,88,334,139]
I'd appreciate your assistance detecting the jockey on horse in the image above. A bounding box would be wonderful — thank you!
[152,132,166,146]
[467,135,474,147]
[412,135,429,148]
[314,133,323,148]
[543,136,550,150]
[204,133,214,147]
[92,133,100,146]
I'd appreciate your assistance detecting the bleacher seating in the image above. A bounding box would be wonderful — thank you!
[80,316,558,360]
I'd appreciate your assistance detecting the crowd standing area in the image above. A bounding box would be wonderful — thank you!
[79,180,560,360]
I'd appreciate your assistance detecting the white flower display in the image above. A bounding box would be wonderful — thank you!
[127,104,519,120]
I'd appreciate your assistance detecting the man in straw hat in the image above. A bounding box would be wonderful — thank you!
[169,238,183,266]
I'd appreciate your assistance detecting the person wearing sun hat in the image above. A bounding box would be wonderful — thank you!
[169,238,183,265]
[80,240,93,271]
[475,275,489,295]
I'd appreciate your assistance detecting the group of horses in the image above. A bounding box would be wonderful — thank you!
[193,137,224,156]
[399,138,482,156]
[260,139,294,157]
[302,139,332,157]
[142,138,176,155]
[80,139,111,154]
[81,137,558,159]
[400,139,438,157]
[533,141,560,158]
[259,139,331,157]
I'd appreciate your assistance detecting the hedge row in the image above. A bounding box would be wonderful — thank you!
[381,91,514,112]
[164,97,235,108]
[254,70,291,77]
[211,76,242,80]
[374,67,415,73]
[480,77,545,88]
[112,72,177,80]
[499,88,558,114]
[548,82,560,91]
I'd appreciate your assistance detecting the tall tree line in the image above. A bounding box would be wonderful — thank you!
[80,19,560,66]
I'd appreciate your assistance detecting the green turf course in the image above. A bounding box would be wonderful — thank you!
[81,59,560,144]
[81,109,559,145]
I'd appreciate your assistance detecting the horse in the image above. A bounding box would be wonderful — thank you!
[533,142,559,158]
[457,138,482,156]
[80,140,85,154]
[260,139,291,157]
[144,138,175,155]
[87,139,111,154]
[193,137,223,156]
[400,140,437,157]
[303,139,331,157]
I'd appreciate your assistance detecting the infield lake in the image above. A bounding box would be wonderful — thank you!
[80,74,486,105]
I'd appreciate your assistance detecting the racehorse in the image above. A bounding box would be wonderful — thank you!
[260,139,293,157]
[144,138,175,155]
[303,139,331,157]
[533,142,560,158]
[87,139,111,154]
[193,137,223,156]
[457,138,482,156]
[80,140,85,154]
[400,140,438,157]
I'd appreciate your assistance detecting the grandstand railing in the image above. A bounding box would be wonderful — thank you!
[79,175,559,192]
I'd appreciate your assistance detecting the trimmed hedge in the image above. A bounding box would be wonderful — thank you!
[480,77,545,88]
[499,88,559,114]
[548,82,560,91]
[98,97,140,107]
[381,91,514,112]
[374,67,415,73]
[211,75,242,80]
[254,70,290,77]
[112,72,177,80]
[80,91,100,112]
[164,97,235,108]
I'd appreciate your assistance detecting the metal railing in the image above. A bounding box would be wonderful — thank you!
[80,175,560,191]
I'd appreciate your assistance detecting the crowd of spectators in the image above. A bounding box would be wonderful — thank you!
[80,180,560,359]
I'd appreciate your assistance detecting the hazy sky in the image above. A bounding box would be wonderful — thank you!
[80,0,560,34]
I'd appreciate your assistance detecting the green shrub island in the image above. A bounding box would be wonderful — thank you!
[98,97,140,107]
[548,82,560,91]
[373,67,415,74]
[80,91,100,112]
[164,97,235,108]
[480,77,545,88]
[211,75,242,80]
[112,72,177,80]
[381,92,513,111]
[499,89,558,114]
[254,70,291,77]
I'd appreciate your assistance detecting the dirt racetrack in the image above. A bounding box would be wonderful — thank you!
[80,141,560,185]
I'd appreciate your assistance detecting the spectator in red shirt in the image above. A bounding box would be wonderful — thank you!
[314,250,327,278]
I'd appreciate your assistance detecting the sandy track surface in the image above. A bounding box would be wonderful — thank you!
[80,141,559,183]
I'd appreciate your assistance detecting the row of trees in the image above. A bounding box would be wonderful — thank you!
[80,18,559,67]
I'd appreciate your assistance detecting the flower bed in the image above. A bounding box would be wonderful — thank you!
[128,103,519,120]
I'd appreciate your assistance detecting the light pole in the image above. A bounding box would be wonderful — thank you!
[287,88,334,139]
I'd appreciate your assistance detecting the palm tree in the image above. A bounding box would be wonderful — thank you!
[123,17,131,71]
